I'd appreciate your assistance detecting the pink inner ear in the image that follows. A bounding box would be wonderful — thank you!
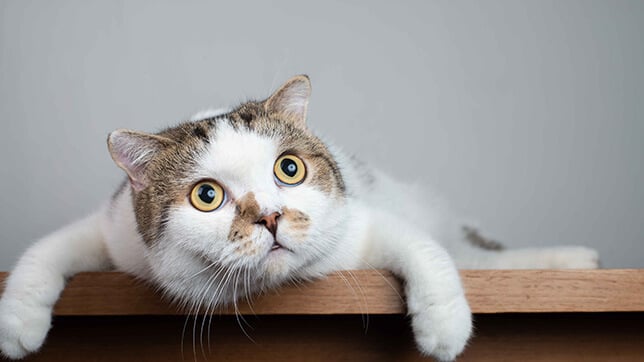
[278,81,309,116]
[266,76,312,125]
[108,131,157,192]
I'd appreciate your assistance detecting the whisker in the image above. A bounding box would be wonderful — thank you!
[195,271,221,362]
[187,260,218,280]
[201,263,236,357]
[232,266,256,343]
[339,247,405,303]
[181,269,217,360]
[242,264,257,317]
[344,268,370,332]
[336,270,368,331]
[204,263,238,353]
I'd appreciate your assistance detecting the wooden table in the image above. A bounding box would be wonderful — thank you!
[1,270,643,361]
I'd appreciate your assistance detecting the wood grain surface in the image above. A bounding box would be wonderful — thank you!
[1,269,643,315]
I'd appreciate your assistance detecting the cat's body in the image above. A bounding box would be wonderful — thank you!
[0,76,599,361]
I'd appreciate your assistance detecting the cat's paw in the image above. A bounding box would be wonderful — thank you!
[0,297,52,359]
[543,246,600,269]
[410,295,472,362]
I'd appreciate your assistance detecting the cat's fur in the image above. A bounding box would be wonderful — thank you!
[0,75,599,361]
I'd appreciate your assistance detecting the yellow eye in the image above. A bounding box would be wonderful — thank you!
[190,180,225,212]
[274,154,306,186]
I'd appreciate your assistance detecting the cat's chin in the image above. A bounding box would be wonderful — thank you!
[262,248,295,280]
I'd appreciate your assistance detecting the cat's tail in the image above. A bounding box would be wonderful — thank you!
[0,210,112,359]
[454,225,599,269]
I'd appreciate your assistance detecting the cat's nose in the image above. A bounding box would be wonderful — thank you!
[257,212,281,237]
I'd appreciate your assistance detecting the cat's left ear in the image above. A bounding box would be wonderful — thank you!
[264,74,311,128]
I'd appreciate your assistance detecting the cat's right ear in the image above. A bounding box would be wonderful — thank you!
[107,129,174,192]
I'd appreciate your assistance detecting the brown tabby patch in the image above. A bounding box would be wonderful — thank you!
[228,192,261,243]
[463,226,505,251]
[281,207,311,231]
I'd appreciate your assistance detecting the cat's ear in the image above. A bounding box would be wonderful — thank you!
[264,75,311,128]
[107,129,175,192]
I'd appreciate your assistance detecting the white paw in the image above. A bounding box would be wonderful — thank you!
[543,246,600,269]
[410,295,472,361]
[0,298,52,359]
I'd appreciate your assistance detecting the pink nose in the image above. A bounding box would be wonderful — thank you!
[257,212,280,237]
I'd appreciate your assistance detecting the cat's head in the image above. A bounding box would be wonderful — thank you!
[107,76,348,305]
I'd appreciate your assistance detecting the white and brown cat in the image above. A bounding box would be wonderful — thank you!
[0,75,599,361]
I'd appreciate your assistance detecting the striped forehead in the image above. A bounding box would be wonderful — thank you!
[195,121,278,196]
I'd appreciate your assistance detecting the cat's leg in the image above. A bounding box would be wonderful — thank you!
[360,210,472,362]
[0,211,112,359]
[451,245,600,269]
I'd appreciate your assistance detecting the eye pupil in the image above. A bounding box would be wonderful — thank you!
[274,154,306,186]
[190,181,225,212]
[198,184,216,204]
[281,159,298,177]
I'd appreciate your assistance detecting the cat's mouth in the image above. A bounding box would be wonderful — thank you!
[270,241,292,253]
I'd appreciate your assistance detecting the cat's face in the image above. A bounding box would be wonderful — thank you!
[108,76,348,305]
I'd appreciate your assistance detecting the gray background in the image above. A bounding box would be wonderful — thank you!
[1,0,642,269]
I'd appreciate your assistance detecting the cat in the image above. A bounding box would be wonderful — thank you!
[0,75,599,361]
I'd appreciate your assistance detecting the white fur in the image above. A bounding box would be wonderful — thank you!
[0,110,599,361]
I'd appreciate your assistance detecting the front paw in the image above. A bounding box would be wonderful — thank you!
[410,295,472,362]
[0,298,52,359]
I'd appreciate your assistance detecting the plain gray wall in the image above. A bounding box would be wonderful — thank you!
[1,0,642,269]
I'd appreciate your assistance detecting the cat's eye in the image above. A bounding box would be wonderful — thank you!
[190,180,225,212]
[274,154,306,186]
